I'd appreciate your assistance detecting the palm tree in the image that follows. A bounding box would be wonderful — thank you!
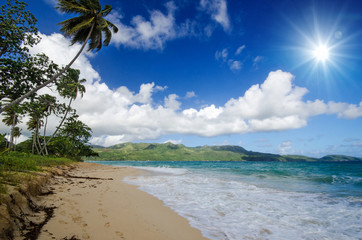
[2,105,22,151]
[12,126,21,151]
[0,0,118,113]
[40,69,86,154]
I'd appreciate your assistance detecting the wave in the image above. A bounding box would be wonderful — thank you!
[134,166,188,175]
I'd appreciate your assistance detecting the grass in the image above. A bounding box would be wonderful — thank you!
[0,152,74,200]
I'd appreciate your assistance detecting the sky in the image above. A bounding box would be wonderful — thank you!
[3,0,362,157]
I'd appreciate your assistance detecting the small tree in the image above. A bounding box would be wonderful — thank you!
[0,0,39,59]
[24,95,56,154]
[55,114,95,160]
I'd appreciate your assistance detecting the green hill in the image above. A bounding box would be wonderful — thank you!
[85,142,362,162]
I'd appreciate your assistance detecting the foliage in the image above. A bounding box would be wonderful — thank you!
[87,143,252,161]
[54,114,97,160]
[0,134,9,155]
[0,54,59,102]
[319,155,362,162]
[0,0,39,59]
[86,143,362,162]
[0,152,73,171]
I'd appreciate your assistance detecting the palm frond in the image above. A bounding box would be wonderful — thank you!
[68,17,94,34]
[80,0,100,11]
[102,26,112,47]
[106,20,119,33]
[88,28,102,51]
[101,5,113,16]
[70,28,90,45]
[57,0,91,14]
[58,15,93,35]
[56,0,118,52]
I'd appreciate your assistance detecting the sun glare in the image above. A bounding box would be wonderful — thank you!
[313,45,330,62]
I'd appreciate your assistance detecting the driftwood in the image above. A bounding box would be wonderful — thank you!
[64,174,113,181]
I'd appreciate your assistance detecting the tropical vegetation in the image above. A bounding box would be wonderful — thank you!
[1,0,119,204]
[87,142,362,162]
[1,0,118,161]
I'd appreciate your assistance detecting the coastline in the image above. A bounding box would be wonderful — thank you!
[37,162,209,240]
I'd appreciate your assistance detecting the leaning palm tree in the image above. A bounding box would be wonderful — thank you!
[0,0,118,113]
[40,69,86,154]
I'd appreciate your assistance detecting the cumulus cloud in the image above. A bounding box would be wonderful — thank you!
[107,2,179,50]
[164,94,181,110]
[200,0,230,31]
[4,33,362,147]
[185,91,197,99]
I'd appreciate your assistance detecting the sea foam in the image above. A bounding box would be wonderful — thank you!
[124,165,362,240]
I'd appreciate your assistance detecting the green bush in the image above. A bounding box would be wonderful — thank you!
[0,152,73,171]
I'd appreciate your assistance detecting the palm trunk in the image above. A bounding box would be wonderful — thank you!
[40,98,73,154]
[36,120,42,155]
[42,115,49,155]
[32,124,41,155]
[0,23,95,113]
[32,132,35,154]
[8,114,16,151]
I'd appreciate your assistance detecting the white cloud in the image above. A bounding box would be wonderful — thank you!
[106,2,198,50]
[106,2,179,50]
[235,45,246,55]
[164,139,183,144]
[327,101,362,119]
[253,56,264,68]
[29,33,100,84]
[278,140,293,155]
[216,47,242,71]
[185,91,196,99]
[43,0,57,7]
[228,60,242,70]
[200,0,230,31]
[215,48,228,62]
[4,33,362,147]
[164,94,181,110]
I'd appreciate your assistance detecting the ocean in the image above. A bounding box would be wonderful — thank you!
[91,161,362,240]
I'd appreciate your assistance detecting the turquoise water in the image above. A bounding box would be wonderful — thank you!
[92,161,362,240]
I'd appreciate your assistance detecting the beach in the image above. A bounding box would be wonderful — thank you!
[2,160,360,240]
[37,162,209,240]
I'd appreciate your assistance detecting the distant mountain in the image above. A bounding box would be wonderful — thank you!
[319,155,362,162]
[85,143,362,162]
[89,144,105,149]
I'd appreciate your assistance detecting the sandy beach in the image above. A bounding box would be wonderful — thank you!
[37,162,209,240]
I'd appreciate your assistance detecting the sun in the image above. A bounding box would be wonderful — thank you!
[313,45,330,62]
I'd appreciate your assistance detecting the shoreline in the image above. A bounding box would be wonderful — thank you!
[37,162,209,240]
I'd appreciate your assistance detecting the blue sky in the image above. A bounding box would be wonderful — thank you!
[16,0,362,157]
